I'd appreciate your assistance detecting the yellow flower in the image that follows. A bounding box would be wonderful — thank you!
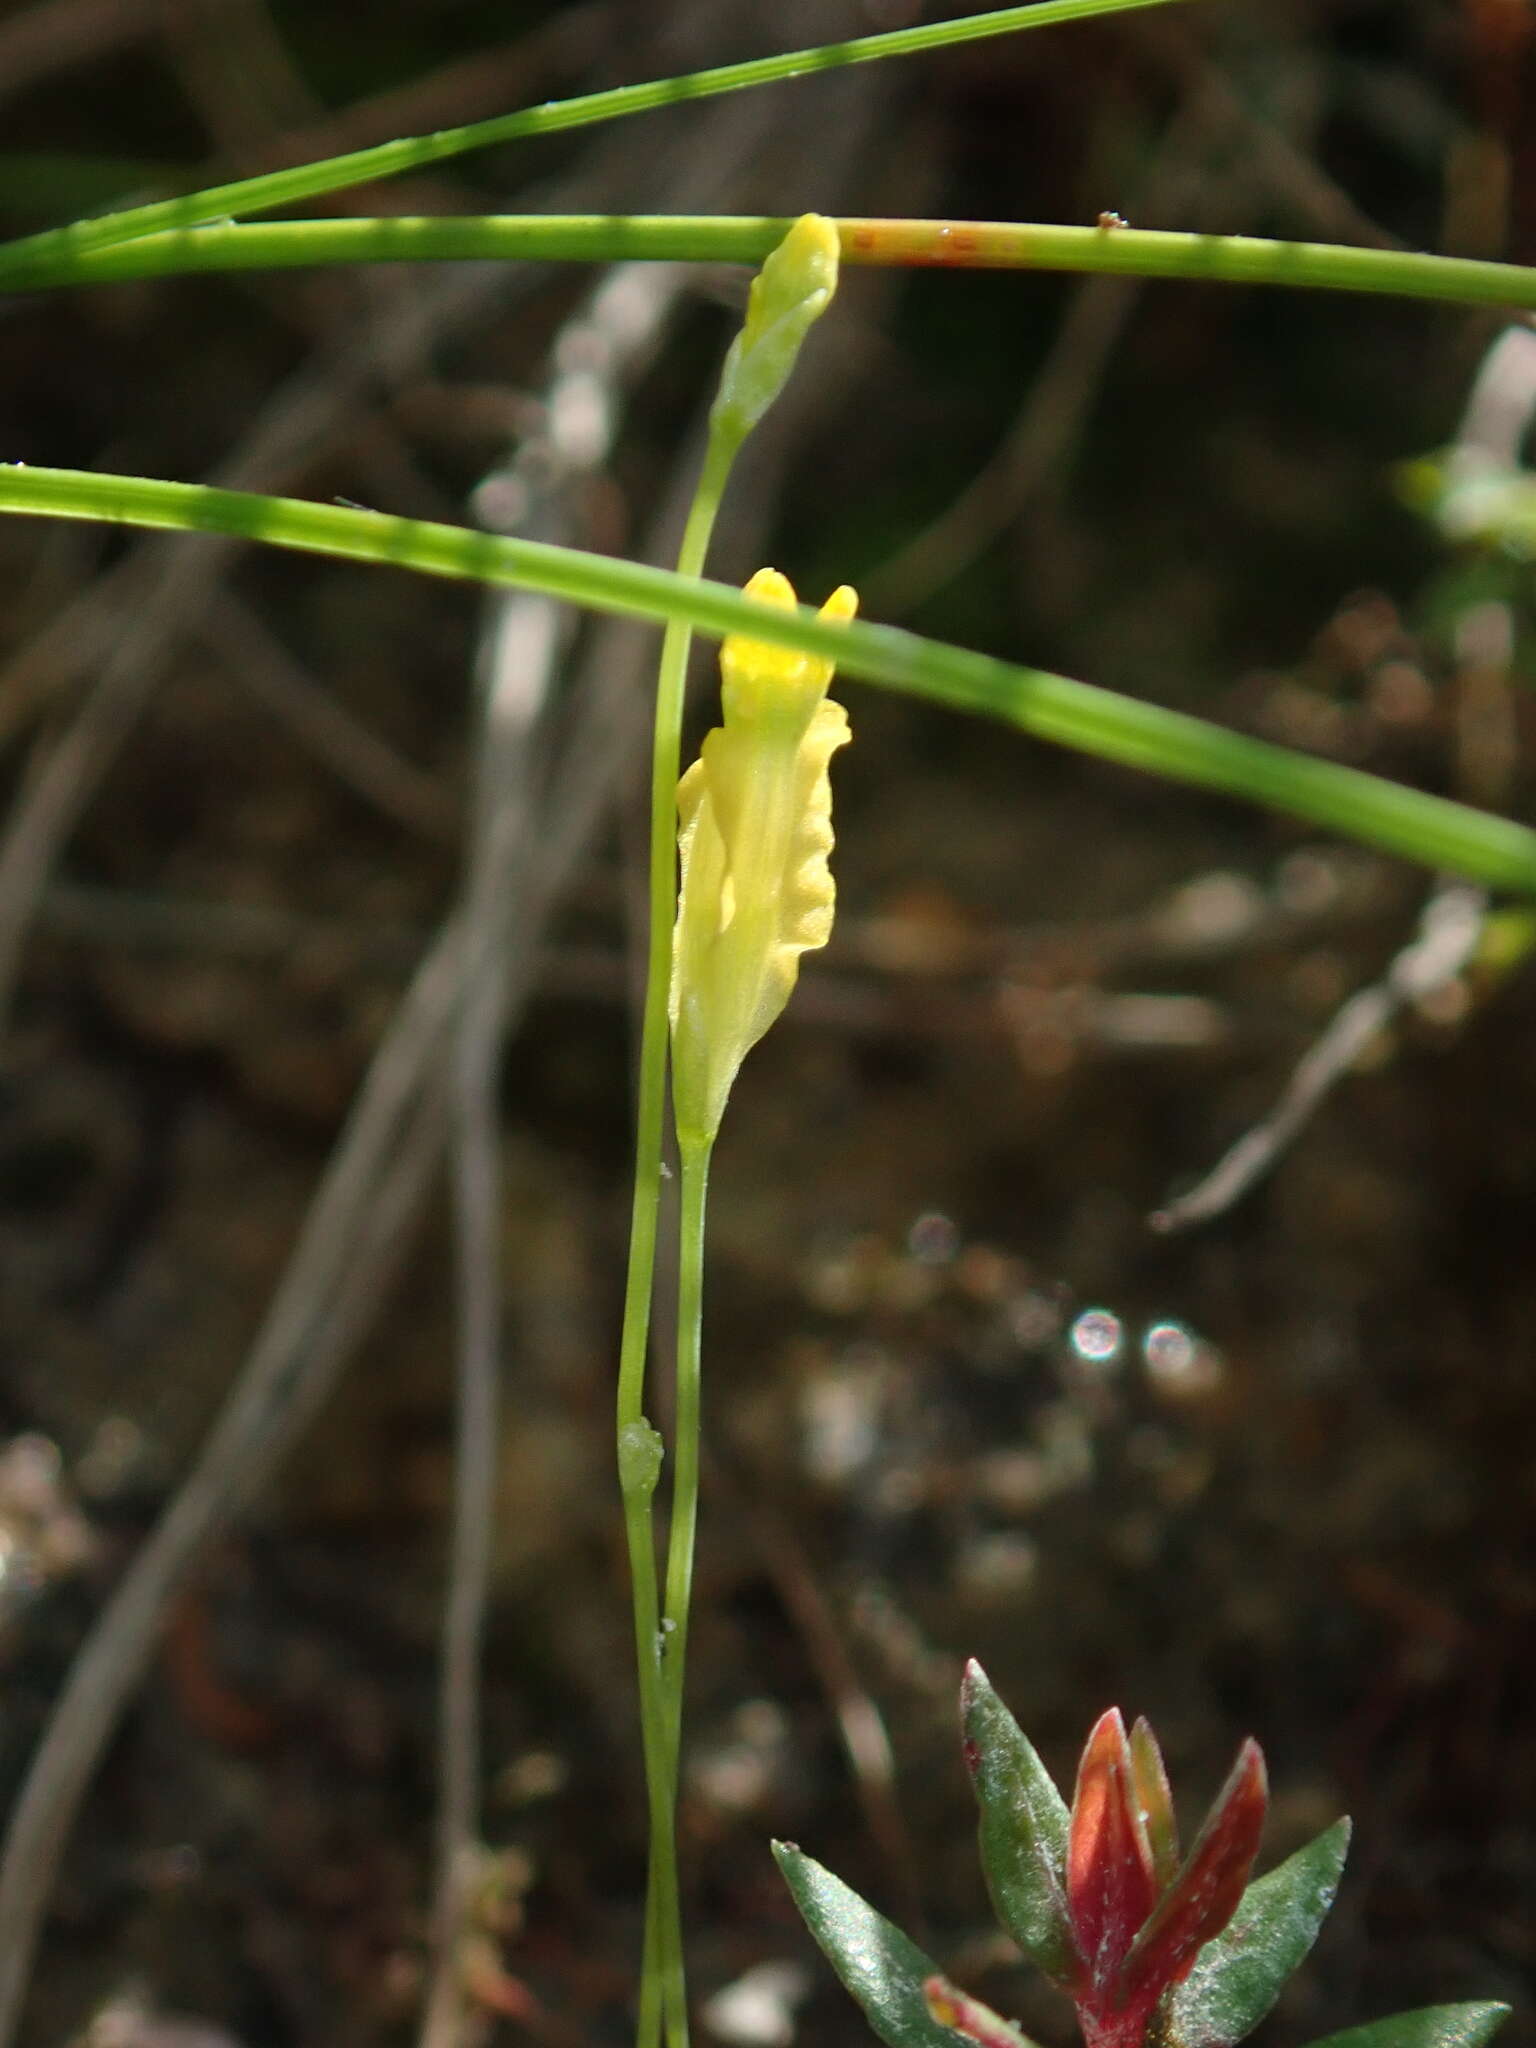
[670,568,856,1152]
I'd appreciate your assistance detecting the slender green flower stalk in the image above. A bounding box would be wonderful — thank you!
[614,214,842,2048]
[655,562,857,2038]
[616,436,733,2048]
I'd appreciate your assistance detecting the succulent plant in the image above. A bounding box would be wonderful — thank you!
[776,1665,1508,2048]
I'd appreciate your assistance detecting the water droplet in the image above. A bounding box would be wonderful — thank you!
[1070,1308,1122,1366]
[1143,1320,1224,1395]
[1143,1321,1195,1379]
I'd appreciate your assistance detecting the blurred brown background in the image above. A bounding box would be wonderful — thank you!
[0,1,1532,2044]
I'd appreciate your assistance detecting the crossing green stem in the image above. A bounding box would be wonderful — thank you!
[17,212,1536,315]
[1,466,1532,894]
[0,0,1194,291]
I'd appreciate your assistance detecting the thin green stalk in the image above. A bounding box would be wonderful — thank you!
[3,465,1534,895]
[616,430,736,2048]
[21,211,1536,315]
[619,1466,668,2048]
[661,1140,711,1768]
[0,0,1192,291]
[654,1137,711,2048]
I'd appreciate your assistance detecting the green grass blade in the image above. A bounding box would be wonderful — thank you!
[0,0,1192,292]
[1,461,1533,895]
[18,212,1536,315]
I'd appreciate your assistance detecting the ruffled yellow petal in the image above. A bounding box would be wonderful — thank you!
[670,572,856,1151]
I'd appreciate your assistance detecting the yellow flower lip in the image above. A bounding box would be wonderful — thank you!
[670,566,857,1152]
[721,566,859,712]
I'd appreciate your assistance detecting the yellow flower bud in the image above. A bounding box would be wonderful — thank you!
[711,216,841,452]
[670,568,856,1152]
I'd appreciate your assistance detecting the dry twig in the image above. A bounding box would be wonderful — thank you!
[1152,883,1487,1234]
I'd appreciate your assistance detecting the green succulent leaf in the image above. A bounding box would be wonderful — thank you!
[1162,1818,1351,2048]
[1296,2006,1511,2048]
[773,1842,970,2048]
[960,1661,1079,1987]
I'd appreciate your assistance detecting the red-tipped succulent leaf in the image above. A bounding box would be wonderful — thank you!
[1127,1717,1180,1890]
[781,1691,1481,2048]
[1067,1709,1161,2000]
[1118,1738,1268,2010]
[1062,1715,1270,2048]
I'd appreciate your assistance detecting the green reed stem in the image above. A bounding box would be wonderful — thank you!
[23,212,1536,315]
[3,466,1533,895]
[0,0,1192,292]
